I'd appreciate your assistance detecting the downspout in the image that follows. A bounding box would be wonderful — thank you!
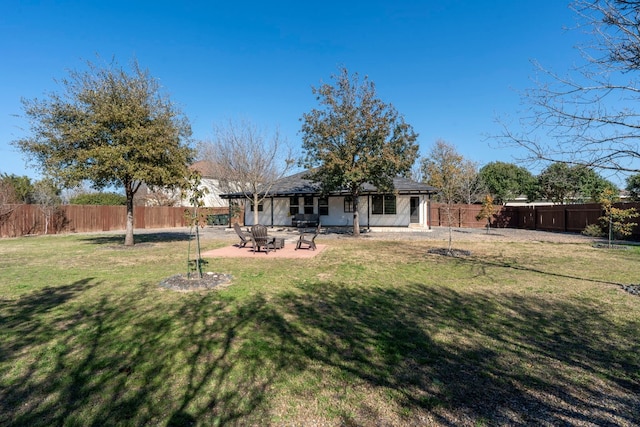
[427,193,432,230]
[367,194,371,231]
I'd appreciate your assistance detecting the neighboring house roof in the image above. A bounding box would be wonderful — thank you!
[189,160,225,179]
[221,170,438,199]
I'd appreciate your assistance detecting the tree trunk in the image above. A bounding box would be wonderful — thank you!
[253,194,260,225]
[352,192,360,237]
[446,204,453,253]
[124,184,135,246]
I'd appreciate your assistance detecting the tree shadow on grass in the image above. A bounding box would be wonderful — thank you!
[2,276,638,426]
[80,231,192,246]
[0,281,301,426]
[274,282,640,425]
[454,253,631,288]
[0,278,98,364]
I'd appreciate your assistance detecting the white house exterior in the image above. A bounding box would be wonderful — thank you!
[221,171,438,229]
[180,161,229,208]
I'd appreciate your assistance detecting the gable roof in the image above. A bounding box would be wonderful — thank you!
[220,170,438,199]
[189,160,225,179]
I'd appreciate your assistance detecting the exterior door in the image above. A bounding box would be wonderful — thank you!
[410,197,420,223]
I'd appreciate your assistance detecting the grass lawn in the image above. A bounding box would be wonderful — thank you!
[1,232,639,426]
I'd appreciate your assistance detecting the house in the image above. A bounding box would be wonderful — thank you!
[220,170,439,229]
[180,160,230,208]
[135,161,232,208]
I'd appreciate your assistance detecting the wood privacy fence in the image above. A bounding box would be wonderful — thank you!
[0,205,240,238]
[429,202,640,239]
[2,202,639,239]
[430,203,518,229]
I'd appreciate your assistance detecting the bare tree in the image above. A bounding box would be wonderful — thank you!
[134,183,181,206]
[421,140,469,252]
[199,119,294,225]
[459,159,484,205]
[498,0,640,176]
[32,178,62,234]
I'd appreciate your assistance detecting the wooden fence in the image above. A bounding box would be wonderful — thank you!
[430,202,640,239]
[3,202,639,239]
[429,203,517,228]
[0,205,241,238]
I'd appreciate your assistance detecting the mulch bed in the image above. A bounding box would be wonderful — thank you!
[427,247,472,257]
[622,284,640,296]
[159,273,232,291]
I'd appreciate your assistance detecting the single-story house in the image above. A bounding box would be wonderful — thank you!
[220,170,439,229]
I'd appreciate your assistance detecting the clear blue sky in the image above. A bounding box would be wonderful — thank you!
[1,0,583,181]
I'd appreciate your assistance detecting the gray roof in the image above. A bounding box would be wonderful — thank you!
[221,170,438,198]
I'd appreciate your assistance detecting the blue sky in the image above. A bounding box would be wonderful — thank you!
[1,1,583,181]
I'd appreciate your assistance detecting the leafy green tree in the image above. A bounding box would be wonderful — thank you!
[536,163,617,204]
[0,174,34,204]
[575,167,617,203]
[626,173,640,201]
[300,67,418,236]
[14,59,193,245]
[478,162,535,204]
[69,192,127,205]
[536,163,575,204]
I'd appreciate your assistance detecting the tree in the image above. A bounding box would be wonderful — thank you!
[574,167,618,202]
[69,192,127,205]
[199,119,294,226]
[478,162,536,204]
[300,67,418,236]
[476,194,496,234]
[626,173,640,201]
[0,174,34,204]
[32,178,62,234]
[183,172,208,279]
[598,187,639,247]
[421,140,468,251]
[498,0,640,175]
[0,174,18,229]
[536,163,576,204]
[14,58,193,245]
[458,159,485,205]
[536,163,617,203]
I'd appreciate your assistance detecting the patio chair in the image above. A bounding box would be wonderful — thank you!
[295,223,320,251]
[250,224,275,254]
[233,222,252,248]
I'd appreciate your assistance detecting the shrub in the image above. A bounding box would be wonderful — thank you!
[70,192,127,205]
[581,224,604,237]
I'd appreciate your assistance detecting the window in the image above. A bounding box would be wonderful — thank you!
[250,202,263,212]
[344,197,354,213]
[318,197,328,216]
[304,196,314,214]
[289,196,299,215]
[372,194,396,215]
